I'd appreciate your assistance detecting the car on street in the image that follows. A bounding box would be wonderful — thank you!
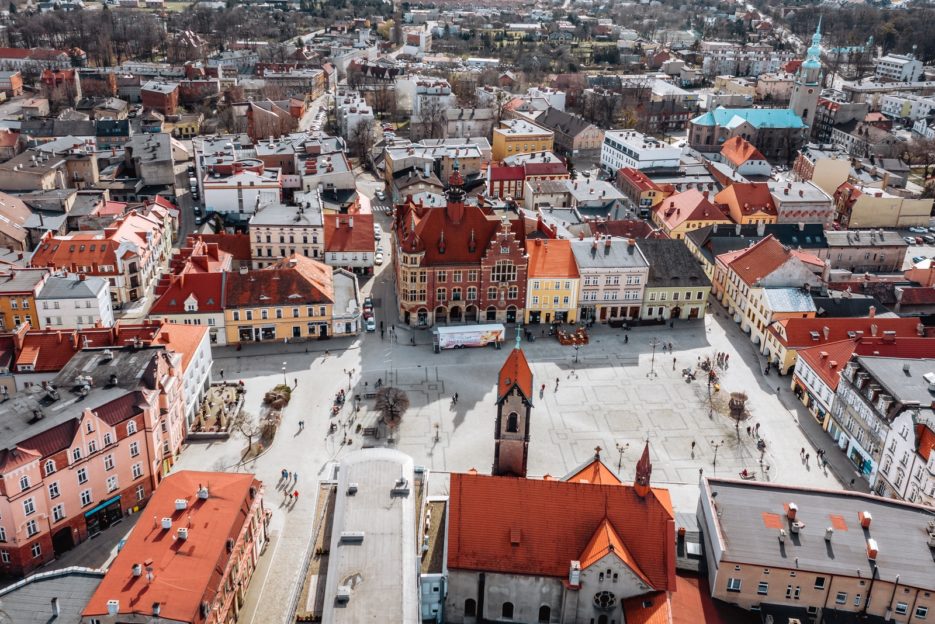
[924,234,935,244]
[194,216,203,225]
[909,226,928,234]
[905,236,917,244]
[365,317,376,332]
[375,190,385,201]
[916,236,925,244]
[912,256,927,264]
[375,252,384,265]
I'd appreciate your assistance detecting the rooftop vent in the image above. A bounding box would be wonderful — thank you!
[132,563,142,577]
[340,531,365,544]
[336,585,351,603]
[346,483,358,495]
[161,517,172,530]
[859,510,872,529]
[175,498,188,511]
[177,527,188,540]
[197,485,209,499]
[866,538,878,560]
[786,502,798,520]
[107,600,120,616]
[392,477,410,496]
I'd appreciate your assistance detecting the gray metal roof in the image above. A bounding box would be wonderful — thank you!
[322,448,418,624]
[705,478,935,589]
[855,356,935,410]
[249,201,323,228]
[637,238,711,289]
[571,238,649,269]
[762,288,817,313]
[0,568,103,624]
[37,275,108,300]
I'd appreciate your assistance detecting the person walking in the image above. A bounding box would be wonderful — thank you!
[454,392,459,404]
[555,377,560,391]
[672,357,676,370]
[219,369,224,379]
[624,334,628,344]
[293,490,299,503]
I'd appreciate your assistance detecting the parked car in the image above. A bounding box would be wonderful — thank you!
[924,234,935,244]
[916,236,925,244]
[905,236,917,244]
[194,216,203,225]
[909,226,928,234]
[375,252,384,265]
[365,317,376,332]
[912,256,927,264]
[375,190,385,201]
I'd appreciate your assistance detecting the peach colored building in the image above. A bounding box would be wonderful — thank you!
[699,478,935,623]
[82,470,268,624]
[0,344,186,578]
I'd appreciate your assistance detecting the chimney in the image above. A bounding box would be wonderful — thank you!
[822,326,830,341]
[870,323,878,337]
[107,600,120,616]
[858,510,872,528]
[348,217,354,228]
[786,502,798,521]
[51,597,60,617]
[866,538,878,560]
[569,560,581,586]
[756,220,765,237]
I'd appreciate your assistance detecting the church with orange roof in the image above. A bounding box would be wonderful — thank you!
[444,345,676,623]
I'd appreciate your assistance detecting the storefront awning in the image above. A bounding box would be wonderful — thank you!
[84,494,121,518]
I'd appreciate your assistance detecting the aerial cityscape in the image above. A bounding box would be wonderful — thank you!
[0,0,931,621]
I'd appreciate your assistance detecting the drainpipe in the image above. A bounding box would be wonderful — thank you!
[863,566,879,616]
[477,572,486,623]
[884,574,900,620]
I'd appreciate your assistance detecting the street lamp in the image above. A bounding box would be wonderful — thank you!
[282,362,287,386]
[711,439,724,473]
[616,442,629,471]
[574,344,580,364]
[647,337,661,378]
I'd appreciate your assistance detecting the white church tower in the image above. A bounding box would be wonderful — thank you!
[790,20,823,128]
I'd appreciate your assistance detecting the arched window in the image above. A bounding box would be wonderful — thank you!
[502,602,514,619]
[44,460,56,476]
[539,605,551,622]
[464,599,476,617]
[507,412,519,433]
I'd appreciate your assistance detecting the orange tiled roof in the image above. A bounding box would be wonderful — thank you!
[794,339,858,390]
[769,317,924,348]
[579,518,652,587]
[719,136,766,167]
[498,347,533,402]
[623,592,671,624]
[225,254,333,307]
[83,471,261,623]
[527,239,578,278]
[715,182,776,219]
[154,324,208,372]
[447,472,674,589]
[720,235,820,286]
[564,457,622,485]
[655,189,729,231]
[916,424,935,463]
[323,212,375,253]
[618,167,662,193]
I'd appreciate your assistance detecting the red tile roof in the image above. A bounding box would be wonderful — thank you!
[489,165,525,182]
[527,239,578,278]
[770,317,924,348]
[715,182,776,220]
[899,286,935,305]
[795,339,858,390]
[916,425,935,463]
[14,324,162,372]
[225,254,333,307]
[578,518,652,586]
[189,234,252,262]
[564,457,622,485]
[719,235,821,286]
[323,212,374,253]
[447,472,674,590]
[719,136,766,167]
[524,162,568,177]
[498,347,533,402]
[151,273,225,315]
[83,471,261,623]
[154,324,208,372]
[617,167,663,193]
[623,591,671,624]
[671,573,756,624]
[588,219,659,239]
[655,189,729,232]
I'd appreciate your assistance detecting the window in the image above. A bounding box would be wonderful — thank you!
[88,440,97,454]
[467,287,477,300]
[786,585,792,598]
[532,296,539,305]
[835,592,847,605]
[19,475,29,491]
[854,594,861,607]
[233,310,240,321]
[895,603,908,616]
[49,482,60,499]
[30,542,41,558]
[276,308,283,319]
[0,551,8,564]
[130,442,140,457]
[104,455,114,470]
[491,261,516,283]
[80,490,92,507]
[814,577,826,590]
[464,599,476,617]
[103,433,113,446]
[23,498,35,516]
[502,602,514,619]
[72,447,81,462]
[507,412,519,433]
[757,582,768,595]
[538,605,551,623]
[136,484,145,501]
[261,309,268,320]
[77,468,88,484]
[26,519,38,537]
[727,578,742,592]
[0,527,5,542]
[127,421,137,435]
[436,288,446,302]
[437,271,447,282]
[106,476,118,492]
[132,463,143,479]
[916,606,928,619]
[52,504,64,522]
[487,287,497,300]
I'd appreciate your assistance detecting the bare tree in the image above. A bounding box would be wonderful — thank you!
[232,411,263,458]
[375,387,410,434]
[417,97,446,140]
[349,118,375,159]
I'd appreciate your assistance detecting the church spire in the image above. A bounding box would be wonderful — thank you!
[634,442,652,498]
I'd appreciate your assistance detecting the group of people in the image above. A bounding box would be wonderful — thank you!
[715,352,730,368]
[280,469,300,506]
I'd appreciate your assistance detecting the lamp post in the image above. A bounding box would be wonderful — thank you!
[616,442,629,471]
[711,439,724,473]
[574,344,580,364]
[282,362,287,386]
[647,337,660,378]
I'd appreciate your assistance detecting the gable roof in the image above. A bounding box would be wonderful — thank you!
[527,239,578,278]
[719,235,820,286]
[715,182,777,219]
[578,518,652,585]
[692,107,807,129]
[150,272,225,315]
[323,213,374,253]
[770,317,924,348]
[654,189,729,232]
[563,456,622,485]
[447,472,674,589]
[720,136,766,167]
[225,255,333,307]
[83,471,260,623]
[497,347,533,402]
[535,107,597,138]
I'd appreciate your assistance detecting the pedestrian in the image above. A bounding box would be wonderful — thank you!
[624,334,628,344]
[289,491,294,502]
[691,440,696,450]
[294,378,298,388]
[381,329,384,339]
[672,357,676,370]
[555,377,560,391]
[454,392,459,404]
[293,490,299,502]
[746,426,751,436]
[800,448,805,458]
[755,422,760,433]
[849,478,856,488]
[668,342,673,351]
[805,452,810,465]
[281,468,287,480]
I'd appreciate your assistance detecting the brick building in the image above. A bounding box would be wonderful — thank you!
[393,166,529,327]
[140,81,180,116]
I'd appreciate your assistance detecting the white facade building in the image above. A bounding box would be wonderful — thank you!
[875,54,924,83]
[36,275,115,329]
[335,89,375,139]
[880,92,935,121]
[203,168,281,217]
[600,130,682,172]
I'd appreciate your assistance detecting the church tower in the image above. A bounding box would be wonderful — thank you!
[633,442,653,498]
[493,338,533,477]
[790,20,823,128]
